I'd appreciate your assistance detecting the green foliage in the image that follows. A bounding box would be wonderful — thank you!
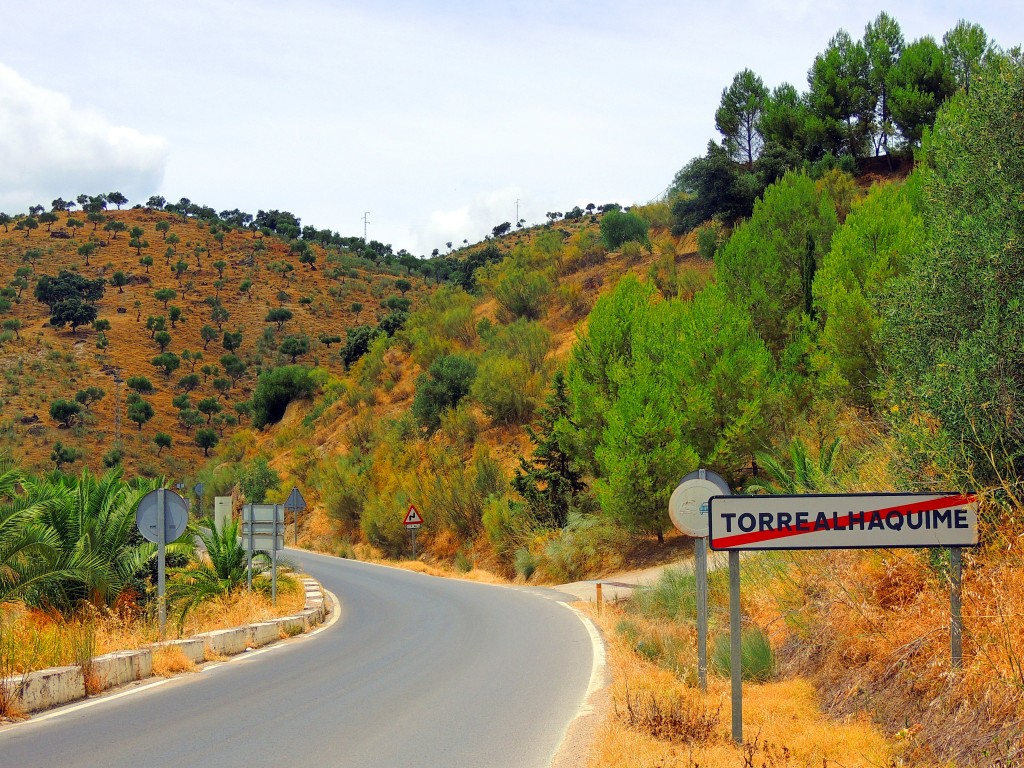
[50,441,82,471]
[251,365,316,429]
[195,428,219,456]
[715,68,769,165]
[279,335,310,363]
[670,141,762,233]
[711,626,775,682]
[167,517,266,630]
[412,354,477,433]
[127,375,154,395]
[153,432,172,456]
[511,372,585,529]
[471,354,535,426]
[127,397,154,430]
[239,456,280,504]
[717,171,838,355]
[487,263,552,322]
[812,180,921,405]
[568,276,779,541]
[881,53,1024,485]
[600,209,650,250]
[49,398,83,428]
[341,325,382,369]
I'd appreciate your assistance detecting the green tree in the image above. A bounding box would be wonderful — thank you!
[197,397,222,424]
[127,375,155,395]
[154,432,172,456]
[239,456,280,504]
[195,428,219,456]
[50,441,82,471]
[107,191,128,209]
[154,330,172,352]
[807,29,874,158]
[50,398,84,427]
[155,220,170,240]
[74,386,105,411]
[881,52,1024,484]
[146,315,166,338]
[812,180,921,406]
[200,324,219,350]
[251,366,316,429]
[863,11,905,156]
[716,171,838,354]
[715,68,769,165]
[412,354,477,433]
[669,142,762,233]
[888,36,954,147]
[220,355,247,386]
[154,288,176,309]
[111,270,127,293]
[222,330,242,353]
[279,335,309,363]
[50,298,97,333]
[127,397,155,430]
[511,372,585,528]
[265,307,293,330]
[177,373,201,392]
[943,20,991,94]
[151,352,180,378]
[168,305,183,327]
[599,209,650,250]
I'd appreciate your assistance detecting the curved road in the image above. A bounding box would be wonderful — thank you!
[0,551,599,768]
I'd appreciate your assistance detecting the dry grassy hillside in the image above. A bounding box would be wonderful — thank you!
[0,207,427,477]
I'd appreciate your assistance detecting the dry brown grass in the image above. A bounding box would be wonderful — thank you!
[0,580,307,678]
[584,602,894,768]
[152,646,196,676]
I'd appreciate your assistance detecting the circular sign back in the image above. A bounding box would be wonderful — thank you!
[136,489,189,544]
[668,469,731,537]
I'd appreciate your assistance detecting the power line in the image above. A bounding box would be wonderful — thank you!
[362,212,370,242]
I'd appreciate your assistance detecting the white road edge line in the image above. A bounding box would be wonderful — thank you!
[548,602,607,766]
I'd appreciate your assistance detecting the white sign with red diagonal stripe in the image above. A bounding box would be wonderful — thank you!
[709,493,978,551]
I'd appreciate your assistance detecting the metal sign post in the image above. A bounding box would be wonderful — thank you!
[135,488,189,639]
[285,486,306,545]
[709,491,979,745]
[951,546,963,669]
[157,488,166,637]
[404,504,423,559]
[668,469,730,693]
[729,550,742,744]
[242,504,284,601]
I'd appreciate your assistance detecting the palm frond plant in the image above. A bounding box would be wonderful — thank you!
[166,517,269,631]
[747,437,842,494]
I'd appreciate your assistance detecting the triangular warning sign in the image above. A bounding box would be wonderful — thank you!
[404,505,423,525]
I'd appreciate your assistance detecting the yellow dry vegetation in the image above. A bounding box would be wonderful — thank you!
[586,603,894,768]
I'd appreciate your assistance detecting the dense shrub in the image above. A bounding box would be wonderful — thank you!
[600,209,650,250]
[411,354,477,432]
[251,365,316,428]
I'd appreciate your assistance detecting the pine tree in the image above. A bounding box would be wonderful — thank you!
[511,372,585,529]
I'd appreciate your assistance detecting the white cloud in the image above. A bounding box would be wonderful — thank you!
[0,63,168,213]
[413,186,527,254]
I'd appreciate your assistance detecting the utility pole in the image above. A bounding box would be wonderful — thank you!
[362,212,370,243]
[515,199,520,225]
[113,370,123,444]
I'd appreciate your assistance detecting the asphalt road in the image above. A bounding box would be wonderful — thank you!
[0,551,598,768]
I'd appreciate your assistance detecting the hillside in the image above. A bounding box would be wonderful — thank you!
[0,205,428,477]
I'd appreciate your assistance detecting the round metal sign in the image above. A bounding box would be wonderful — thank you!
[136,489,189,544]
[669,469,731,538]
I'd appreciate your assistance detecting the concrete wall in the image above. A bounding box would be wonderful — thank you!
[1,577,329,715]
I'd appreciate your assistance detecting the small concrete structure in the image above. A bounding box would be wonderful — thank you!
[1,577,330,715]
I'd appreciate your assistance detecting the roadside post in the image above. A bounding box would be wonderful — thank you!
[709,491,979,745]
[136,488,189,638]
[668,469,731,693]
[285,486,307,544]
[242,504,285,603]
[404,504,423,558]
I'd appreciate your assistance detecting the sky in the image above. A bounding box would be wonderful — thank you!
[1,1,1022,255]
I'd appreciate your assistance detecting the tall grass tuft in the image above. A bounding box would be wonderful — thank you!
[711,626,775,682]
[615,681,721,744]
[629,567,697,622]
